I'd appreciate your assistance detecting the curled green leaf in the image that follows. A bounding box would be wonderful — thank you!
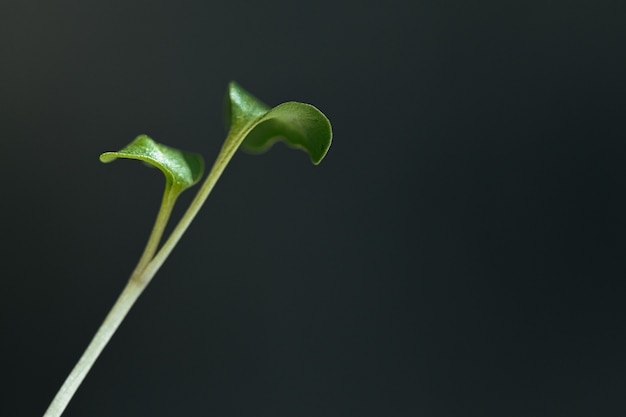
[99,135,204,195]
[224,81,332,165]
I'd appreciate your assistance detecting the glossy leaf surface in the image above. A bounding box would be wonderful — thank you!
[99,135,204,194]
[224,81,332,165]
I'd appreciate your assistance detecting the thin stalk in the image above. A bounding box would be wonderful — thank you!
[43,131,244,417]
[147,130,245,276]
[133,185,177,277]
[42,185,177,417]
[42,279,146,417]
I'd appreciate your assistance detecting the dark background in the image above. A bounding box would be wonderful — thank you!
[2,0,625,416]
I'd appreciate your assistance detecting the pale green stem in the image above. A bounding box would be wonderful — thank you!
[144,130,245,278]
[42,185,177,417]
[42,279,146,417]
[43,130,245,417]
[133,185,178,276]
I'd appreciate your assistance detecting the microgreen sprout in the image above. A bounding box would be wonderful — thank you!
[43,82,332,417]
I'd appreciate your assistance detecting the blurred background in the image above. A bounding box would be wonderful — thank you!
[2,0,626,416]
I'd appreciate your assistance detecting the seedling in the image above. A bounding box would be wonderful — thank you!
[43,82,332,417]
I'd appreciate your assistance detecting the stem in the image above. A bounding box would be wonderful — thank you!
[43,131,244,417]
[42,186,177,417]
[42,279,147,417]
[133,185,177,276]
[146,131,243,277]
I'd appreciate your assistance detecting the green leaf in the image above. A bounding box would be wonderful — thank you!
[224,81,332,165]
[99,135,204,195]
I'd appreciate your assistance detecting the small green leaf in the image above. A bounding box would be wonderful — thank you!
[99,135,204,194]
[224,81,332,165]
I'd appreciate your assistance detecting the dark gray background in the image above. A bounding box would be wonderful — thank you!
[2,0,625,416]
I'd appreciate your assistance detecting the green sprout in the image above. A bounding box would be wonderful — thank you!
[42,81,332,417]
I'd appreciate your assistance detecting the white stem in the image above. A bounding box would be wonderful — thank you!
[43,279,147,417]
